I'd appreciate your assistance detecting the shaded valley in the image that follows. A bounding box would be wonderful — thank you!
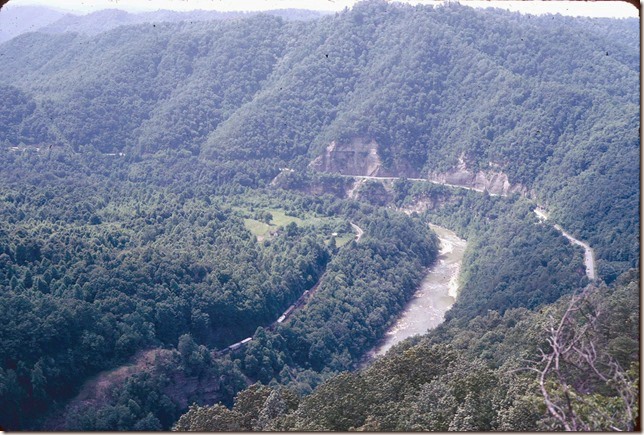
[0,1,638,431]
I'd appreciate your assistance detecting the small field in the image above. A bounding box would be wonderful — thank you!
[334,233,354,247]
[242,218,273,239]
[232,205,350,242]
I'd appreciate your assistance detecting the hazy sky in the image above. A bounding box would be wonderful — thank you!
[5,0,640,18]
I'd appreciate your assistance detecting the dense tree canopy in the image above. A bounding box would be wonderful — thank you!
[0,1,637,281]
[176,270,639,431]
[0,0,638,430]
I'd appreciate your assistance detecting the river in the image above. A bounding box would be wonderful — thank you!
[361,206,594,363]
[365,223,467,360]
[325,173,596,282]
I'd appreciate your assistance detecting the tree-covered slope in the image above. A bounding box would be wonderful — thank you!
[175,270,640,431]
[0,146,441,429]
[0,1,637,281]
[0,2,638,430]
[0,175,333,428]
[0,4,326,44]
[0,85,57,146]
[2,2,637,166]
[0,5,66,43]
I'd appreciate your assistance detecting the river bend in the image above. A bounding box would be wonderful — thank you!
[367,223,467,359]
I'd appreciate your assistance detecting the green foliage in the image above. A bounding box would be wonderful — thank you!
[0,169,334,429]
[64,372,178,430]
[410,190,587,321]
[0,1,638,430]
[1,0,636,282]
[0,146,441,429]
[0,85,53,146]
[179,271,638,431]
[280,210,438,370]
[174,383,300,431]
[219,208,439,386]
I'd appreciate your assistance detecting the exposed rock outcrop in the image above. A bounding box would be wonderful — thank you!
[427,169,527,196]
[399,194,453,214]
[309,141,526,197]
[309,137,419,178]
[310,138,382,176]
[427,154,527,196]
[46,348,230,429]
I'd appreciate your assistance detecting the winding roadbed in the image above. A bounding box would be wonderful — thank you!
[217,221,365,354]
[350,221,364,241]
[339,174,501,196]
[534,208,596,280]
[340,173,595,281]
[351,174,596,363]
[60,173,596,416]
[58,221,365,416]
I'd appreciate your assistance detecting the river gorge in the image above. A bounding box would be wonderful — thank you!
[366,223,467,360]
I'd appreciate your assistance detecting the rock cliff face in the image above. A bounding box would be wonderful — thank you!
[162,370,224,409]
[310,138,383,175]
[309,138,419,177]
[310,140,526,197]
[427,168,527,196]
[399,195,453,214]
[46,348,228,429]
[427,154,527,196]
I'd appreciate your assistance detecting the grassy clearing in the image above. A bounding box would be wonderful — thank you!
[232,205,351,242]
[237,208,308,238]
[334,234,354,247]
[243,219,273,238]
[235,207,325,237]
[268,209,306,226]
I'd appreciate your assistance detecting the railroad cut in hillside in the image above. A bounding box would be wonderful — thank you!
[309,137,419,178]
[310,138,383,176]
[428,154,528,196]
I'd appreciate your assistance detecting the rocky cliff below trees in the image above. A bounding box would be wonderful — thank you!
[309,138,420,178]
[311,141,527,197]
[427,155,528,197]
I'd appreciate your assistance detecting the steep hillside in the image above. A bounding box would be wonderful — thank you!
[38,8,326,35]
[0,5,65,43]
[0,2,639,430]
[0,1,637,281]
[0,5,326,43]
[0,85,54,146]
[175,270,640,431]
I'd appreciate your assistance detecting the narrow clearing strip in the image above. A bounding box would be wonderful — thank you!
[218,220,365,354]
[535,208,596,280]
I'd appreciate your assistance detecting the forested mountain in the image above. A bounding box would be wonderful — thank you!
[0,5,66,43]
[0,5,326,43]
[0,1,638,282]
[177,270,639,431]
[0,153,439,428]
[0,1,639,431]
[38,8,326,35]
